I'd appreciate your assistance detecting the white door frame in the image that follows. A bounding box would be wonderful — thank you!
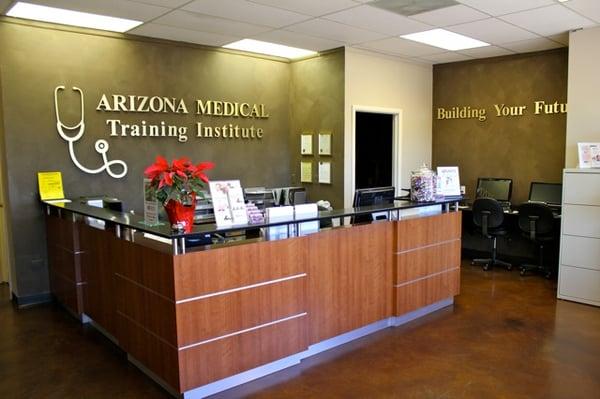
[347,105,403,206]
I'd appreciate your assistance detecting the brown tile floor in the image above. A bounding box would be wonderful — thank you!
[1,263,600,399]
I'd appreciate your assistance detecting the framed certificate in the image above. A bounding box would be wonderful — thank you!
[318,161,331,184]
[318,133,331,156]
[300,161,312,183]
[301,134,313,155]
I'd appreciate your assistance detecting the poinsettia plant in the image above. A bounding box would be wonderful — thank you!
[144,156,214,204]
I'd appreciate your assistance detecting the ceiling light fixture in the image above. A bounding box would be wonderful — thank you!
[223,39,317,60]
[6,2,142,33]
[401,28,489,51]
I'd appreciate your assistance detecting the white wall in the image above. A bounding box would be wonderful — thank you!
[344,48,433,206]
[566,27,600,168]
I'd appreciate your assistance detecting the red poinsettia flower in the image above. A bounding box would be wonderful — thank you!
[193,161,214,183]
[146,156,213,204]
[144,155,169,180]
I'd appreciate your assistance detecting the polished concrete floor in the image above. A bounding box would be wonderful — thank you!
[1,263,600,399]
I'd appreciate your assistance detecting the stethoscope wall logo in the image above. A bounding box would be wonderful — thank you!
[54,86,128,179]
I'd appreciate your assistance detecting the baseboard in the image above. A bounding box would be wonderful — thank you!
[11,291,53,308]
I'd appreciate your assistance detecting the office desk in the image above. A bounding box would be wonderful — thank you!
[460,206,561,270]
[44,199,461,398]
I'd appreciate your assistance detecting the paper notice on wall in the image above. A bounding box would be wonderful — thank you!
[578,142,600,168]
[37,171,65,201]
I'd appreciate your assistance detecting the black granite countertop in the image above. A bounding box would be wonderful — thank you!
[43,197,461,240]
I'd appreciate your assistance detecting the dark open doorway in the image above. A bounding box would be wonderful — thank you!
[355,112,394,189]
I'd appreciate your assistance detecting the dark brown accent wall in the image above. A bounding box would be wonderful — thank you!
[432,49,567,205]
[290,50,345,208]
[0,19,344,298]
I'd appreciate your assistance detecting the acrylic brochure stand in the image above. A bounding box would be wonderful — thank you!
[209,180,248,227]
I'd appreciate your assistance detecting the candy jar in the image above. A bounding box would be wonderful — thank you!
[410,164,436,202]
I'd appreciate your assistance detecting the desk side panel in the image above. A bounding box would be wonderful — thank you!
[394,212,461,316]
[45,214,83,316]
[307,222,394,344]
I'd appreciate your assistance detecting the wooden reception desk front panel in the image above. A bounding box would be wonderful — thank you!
[46,211,462,394]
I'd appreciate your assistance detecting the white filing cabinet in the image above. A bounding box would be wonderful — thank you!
[558,168,600,306]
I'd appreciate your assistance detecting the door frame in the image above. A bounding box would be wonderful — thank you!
[346,105,403,207]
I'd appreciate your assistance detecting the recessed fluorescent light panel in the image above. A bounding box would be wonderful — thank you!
[401,28,489,51]
[223,39,317,60]
[6,2,142,32]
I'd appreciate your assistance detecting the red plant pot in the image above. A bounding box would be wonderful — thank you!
[164,194,196,233]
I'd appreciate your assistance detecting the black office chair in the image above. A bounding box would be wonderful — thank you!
[471,198,512,271]
[517,203,555,279]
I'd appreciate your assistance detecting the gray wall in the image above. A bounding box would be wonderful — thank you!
[0,19,296,297]
[290,50,345,208]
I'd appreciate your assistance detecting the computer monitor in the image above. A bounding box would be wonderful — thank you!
[529,182,562,206]
[476,178,512,202]
[353,186,395,208]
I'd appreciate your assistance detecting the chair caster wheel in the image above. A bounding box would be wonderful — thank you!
[545,272,552,279]
[520,269,526,276]
[471,261,475,266]
[483,264,490,271]
[507,265,513,271]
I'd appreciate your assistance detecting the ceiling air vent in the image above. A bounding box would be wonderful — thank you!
[370,0,460,17]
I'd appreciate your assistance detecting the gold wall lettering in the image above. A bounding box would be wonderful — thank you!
[436,100,567,121]
[94,91,270,141]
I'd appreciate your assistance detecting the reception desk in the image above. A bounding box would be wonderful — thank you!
[44,199,461,398]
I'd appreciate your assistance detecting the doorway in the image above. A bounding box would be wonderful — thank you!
[355,112,393,189]
[347,106,402,206]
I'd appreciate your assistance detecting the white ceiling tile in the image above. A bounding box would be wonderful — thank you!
[357,37,444,57]
[457,0,554,16]
[152,10,272,36]
[251,29,344,51]
[129,23,239,46]
[448,18,539,45]
[458,45,514,58]
[502,37,565,53]
[324,5,432,36]
[182,0,310,28]
[410,4,488,26]
[133,0,190,7]
[248,0,358,17]
[563,0,600,24]
[500,4,596,36]
[285,18,385,44]
[419,51,474,64]
[23,0,170,21]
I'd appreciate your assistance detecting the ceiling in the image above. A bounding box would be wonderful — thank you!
[1,0,598,64]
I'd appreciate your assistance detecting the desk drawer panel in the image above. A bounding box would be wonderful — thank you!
[396,212,461,252]
[396,240,461,284]
[562,205,600,238]
[564,173,600,205]
[561,235,600,271]
[178,315,308,391]
[559,265,600,304]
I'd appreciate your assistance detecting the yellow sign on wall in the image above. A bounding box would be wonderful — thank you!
[37,171,64,200]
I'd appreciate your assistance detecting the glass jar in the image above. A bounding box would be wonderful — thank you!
[410,164,436,202]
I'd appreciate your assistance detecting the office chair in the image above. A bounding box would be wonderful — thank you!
[517,203,555,279]
[471,198,512,271]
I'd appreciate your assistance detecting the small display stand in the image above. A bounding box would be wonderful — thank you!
[209,180,248,227]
